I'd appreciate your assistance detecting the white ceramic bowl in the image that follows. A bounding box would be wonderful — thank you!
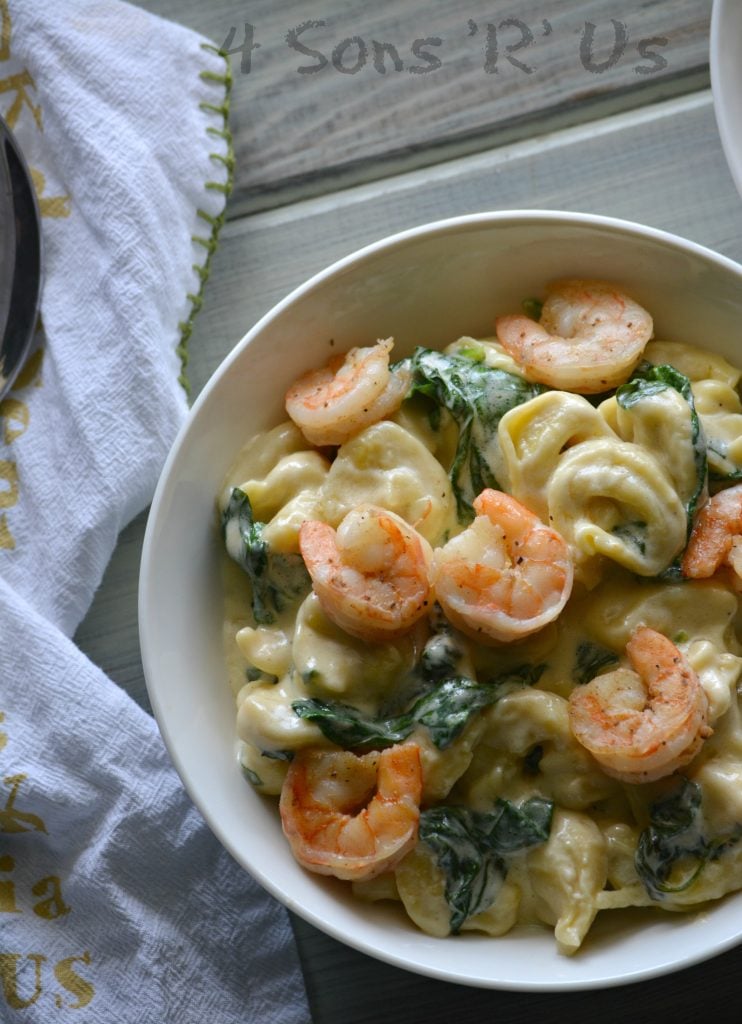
[139,211,742,991]
[711,0,742,200]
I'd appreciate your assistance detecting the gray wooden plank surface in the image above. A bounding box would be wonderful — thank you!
[180,91,742,396]
[138,0,712,214]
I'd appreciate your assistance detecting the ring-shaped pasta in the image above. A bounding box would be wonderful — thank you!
[497,392,616,519]
[546,438,686,576]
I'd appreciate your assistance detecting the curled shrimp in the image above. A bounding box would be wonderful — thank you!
[299,504,433,644]
[495,279,653,394]
[285,338,410,447]
[682,484,742,579]
[432,489,573,644]
[279,743,422,881]
[568,626,711,784]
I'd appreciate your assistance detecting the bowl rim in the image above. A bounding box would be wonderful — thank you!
[139,208,742,990]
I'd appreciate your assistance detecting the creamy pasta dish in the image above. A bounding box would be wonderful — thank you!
[218,279,742,954]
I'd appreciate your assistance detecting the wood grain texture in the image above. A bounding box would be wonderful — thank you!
[138,0,712,213]
[181,93,742,397]
[75,510,151,712]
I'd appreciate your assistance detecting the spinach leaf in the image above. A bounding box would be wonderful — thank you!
[411,677,503,749]
[261,749,294,762]
[610,520,647,555]
[483,662,546,689]
[293,664,543,752]
[616,362,707,538]
[522,297,543,321]
[221,487,310,625]
[419,623,466,683]
[485,795,553,853]
[635,778,742,901]
[418,806,505,933]
[574,641,620,685]
[292,697,411,749]
[707,439,742,482]
[617,361,694,410]
[401,348,543,521]
[420,798,553,932]
[293,676,500,751]
[376,610,466,719]
[221,487,269,620]
[241,764,262,787]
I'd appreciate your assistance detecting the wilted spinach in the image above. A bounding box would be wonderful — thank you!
[636,778,742,901]
[241,763,262,788]
[293,677,499,751]
[707,439,742,482]
[610,520,647,555]
[399,348,543,521]
[419,627,465,683]
[410,677,506,749]
[261,749,294,762]
[221,487,310,625]
[374,611,468,719]
[292,696,410,750]
[419,798,553,932]
[521,297,544,321]
[293,664,543,752]
[574,641,620,685]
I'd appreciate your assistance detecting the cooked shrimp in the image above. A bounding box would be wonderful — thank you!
[568,626,711,783]
[432,489,573,644]
[682,484,742,579]
[285,338,411,447]
[299,504,433,643]
[495,279,653,393]
[279,743,422,881]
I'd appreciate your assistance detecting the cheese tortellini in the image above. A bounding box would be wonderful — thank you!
[219,312,742,957]
[496,392,614,520]
[320,420,457,544]
[547,438,687,577]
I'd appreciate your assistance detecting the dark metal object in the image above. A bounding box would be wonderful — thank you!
[0,116,42,401]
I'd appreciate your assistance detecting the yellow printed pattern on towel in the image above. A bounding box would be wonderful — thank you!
[0,711,95,1011]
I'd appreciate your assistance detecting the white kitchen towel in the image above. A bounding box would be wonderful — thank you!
[0,0,231,635]
[0,1,310,1021]
[0,580,309,1022]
